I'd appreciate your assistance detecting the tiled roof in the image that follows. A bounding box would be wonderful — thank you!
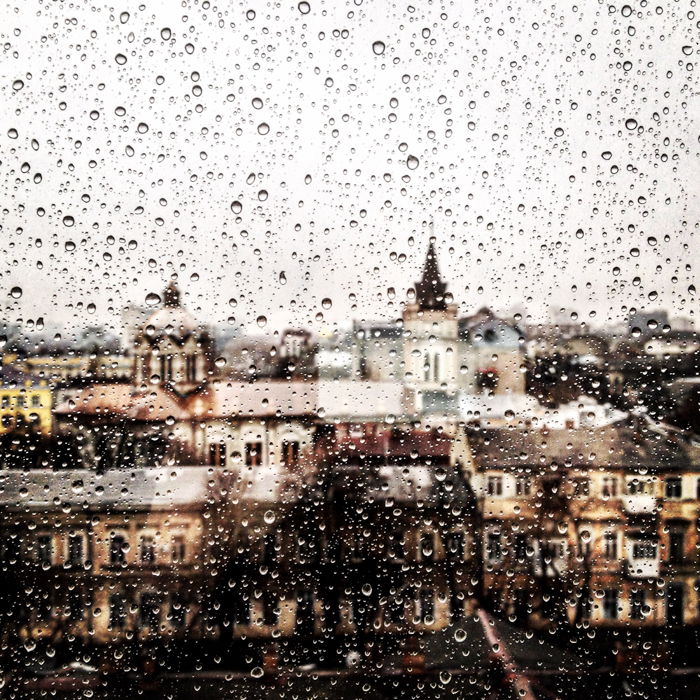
[467,420,697,472]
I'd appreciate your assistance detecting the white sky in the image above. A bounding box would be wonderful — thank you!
[0,0,698,338]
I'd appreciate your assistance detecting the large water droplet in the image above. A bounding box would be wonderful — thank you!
[160,27,172,40]
[62,215,75,227]
[256,315,267,327]
[145,292,162,306]
[406,155,419,170]
[115,53,127,65]
[231,201,243,214]
[372,40,386,55]
[10,287,22,299]
[625,118,638,130]
[298,1,311,14]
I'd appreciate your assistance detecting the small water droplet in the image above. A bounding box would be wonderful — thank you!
[264,510,276,524]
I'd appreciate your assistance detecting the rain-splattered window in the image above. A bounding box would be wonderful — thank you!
[1,0,699,698]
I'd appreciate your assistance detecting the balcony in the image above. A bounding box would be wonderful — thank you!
[622,495,658,515]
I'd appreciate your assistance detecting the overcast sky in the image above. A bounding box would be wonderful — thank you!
[0,0,697,338]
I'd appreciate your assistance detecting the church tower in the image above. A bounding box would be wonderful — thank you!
[132,280,212,395]
[402,239,459,391]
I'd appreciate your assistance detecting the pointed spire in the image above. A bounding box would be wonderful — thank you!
[415,238,448,310]
[163,280,181,307]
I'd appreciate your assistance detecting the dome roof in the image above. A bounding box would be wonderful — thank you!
[145,306,198,338]
[140,281,200,341]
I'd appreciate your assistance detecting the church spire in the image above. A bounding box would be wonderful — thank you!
[163,280,181,308]
[415,238,447,311]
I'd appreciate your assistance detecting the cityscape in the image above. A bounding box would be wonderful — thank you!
[1,0,699,698]
[0,242,698,698]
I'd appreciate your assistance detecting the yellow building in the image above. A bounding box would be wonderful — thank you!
[0,362,53,435]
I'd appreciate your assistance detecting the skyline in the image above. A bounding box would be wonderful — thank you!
[0,0,697,335]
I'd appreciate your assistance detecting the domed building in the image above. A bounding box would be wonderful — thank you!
[132,281,213,396]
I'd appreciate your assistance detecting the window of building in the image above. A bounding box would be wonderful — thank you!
[281,440,300,468]
[262,591,278,626]
[1,396,9,408]
[109,533,127,566]
[109,594,126,630]
[572,478,590,497]
[665,477,682,499]
[169,594,187,629]
[514,533,529,561]
[632,541,657,559]
[515,475,531,496]
[419,532,434,561]
[31,394,41,407]
[36,534,52,567]
[486,475,503,496]
[601,477,618,498]
[67,533,84,567]
[603,531,618,559]
[139,535,156,565]
[172,535,186,564]
[245,441,263,467]
[603,589,619,620]
[208,441,226,467]
[668,531,685,564]
[140,594,160,629]
[486,532,503,562]
[387,531,405,561]
[417,589,434,624]
[630,590,646,620]
[445,532,465,561]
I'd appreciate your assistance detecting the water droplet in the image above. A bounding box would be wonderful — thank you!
[62,215,75,227]
[89,110,100,121]
[64,241,76,252]
[454,628,467,642]
[250,666,263,678]
[214,357,227,368]
[231,201,243,214]
[601,151,612,160]
[264,510,276,524]
[625,118,638,130]
[9,287,22,299]
[361,583,372,596]
[682,45,693,56]
[257,122,270,135]
[279,271,287,285]
[298,1,311,14]
[246,9,256,20]
[137,122,149,133]
[145,292,162,306]
[7,128,18,139]
[115,53,127,65]
[256,315,267,327]
[372,40,386,55]
[321,297,332,309]
[554,127,564,137]
[257,190,268,201]
[406,155,419,170]
[119,11,130,23]
[252,97,263,109]
[12,79,24,91]
[160,27,172,40]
